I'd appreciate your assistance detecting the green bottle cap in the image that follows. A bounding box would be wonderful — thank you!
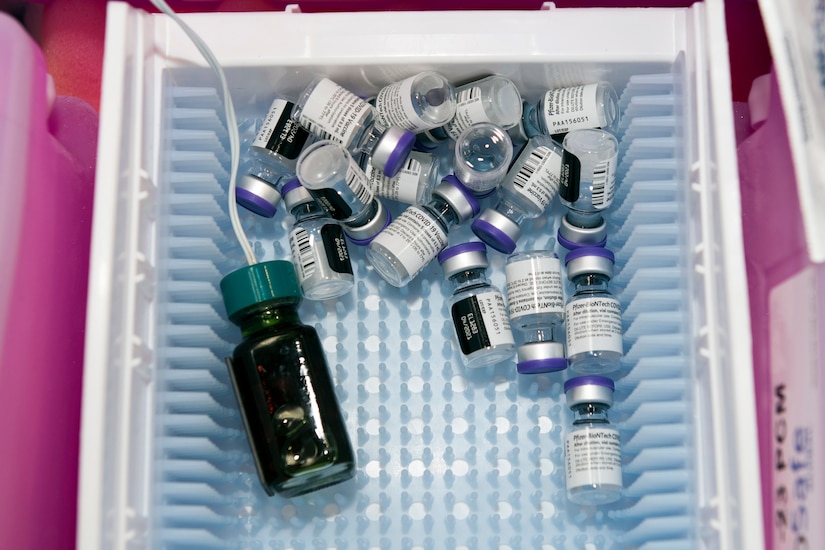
[220,260,301,321]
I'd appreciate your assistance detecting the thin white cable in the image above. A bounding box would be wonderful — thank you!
[150,0,257,266]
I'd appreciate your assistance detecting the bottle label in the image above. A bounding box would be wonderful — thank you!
[445,86,490,139]
[541,83,601,135]
[296,78,372,148]
[565,427,622,490]
[591,155,617,209]
[451,290,515,356]
[321,224,353,275]
[374,77,430,133]
[559,150,581,203]
[308,160,374,221]
[509,145,563,209]
[505,255,564,322]
[370,206,447,279]
[565,296,623,357]
[365,154,423,204]
[252,98,310,160]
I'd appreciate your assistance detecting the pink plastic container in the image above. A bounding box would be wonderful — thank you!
[0,12,96,550]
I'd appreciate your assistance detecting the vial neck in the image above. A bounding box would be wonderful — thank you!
[565,209,603,229]
[572,273,611,293]
[234,302,302,339]
[495,197,529,225]
[290,201,325,222]
[425,195,460,230]
[571,403,611,425]
[449,268,489,292]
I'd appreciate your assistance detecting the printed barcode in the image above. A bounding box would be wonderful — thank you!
[512,149,547,189]
[592,160,609,207]
[456,86,482,105]
[290,228,316,278]
[300,117,336,143]
[346,166,375,206]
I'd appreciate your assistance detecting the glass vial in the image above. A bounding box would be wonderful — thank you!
[453,122,513,197]
[564,247,622,374]
[220,261,355,497]
[292,77,415,177]
[557,129,618,250]
[282,179,354,301]
[472,134,564,253]
[296,140,391,246]
[522,82,619,138]
[362,150,442,205]
[366,175,480,287]
[505,250,566,374]
[440,242,515,368]
[417,75,523,148]
[374,71,457,133]
[564,375,622,505]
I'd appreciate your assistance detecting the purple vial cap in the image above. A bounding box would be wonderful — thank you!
[345,208,393,246]
[382,130,416,178]
[563,375,615,392]
[437,241,487,264]
[236,187,278,218]
[557,228,607,251]
[471,217,517,254]
[441,175,481,216]
[564,245,615,265]
[279,177,302,197]
[517,357,568,374]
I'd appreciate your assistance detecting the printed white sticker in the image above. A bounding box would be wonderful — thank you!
[252,98,290,148]
[297,78,372,148]
[565,427,622,489]
[591,154,617,210]
[365,155,423,204]
[565,296,622,357]
[509,145,563,210]
[542,83,602,135]
[445,86,491,139]
[374,76,429,133]
[289,227,315,281]
[370,206,448,279]
[505,256,564,323]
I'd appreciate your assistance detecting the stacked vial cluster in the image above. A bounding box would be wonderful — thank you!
[225,71,628,506]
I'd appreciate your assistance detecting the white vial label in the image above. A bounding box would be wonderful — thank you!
[591,155,617,209]
[542,84,601,135]
[505,256,564,322]
[371,206,447,279]
[375,77,428,133]
[565,297,622,357]
[252,98,308,160]
[365,155,422,204]
[451,290,515,355]
[445,86,491,139]
[290,227,317,280]
[510,145,563,209]
[297,78,372,148]
[565,427,622,489]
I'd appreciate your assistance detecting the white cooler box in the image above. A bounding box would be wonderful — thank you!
[78,2,763,549]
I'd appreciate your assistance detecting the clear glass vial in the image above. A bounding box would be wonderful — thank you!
[373,71,457,133]
[366,175,480,287]
[296,140,391,246]
[292,76,415,177]
[361,150,442,205]
[564,375,622,505]
[453,122,513,197]
[472,134,564,253]
[504,250,566,374]
[439,242,515,368]
[418,75,523,147]
[220,261,356,497]
[564,246,623,374]
[282,179,354,301]
[557,129,619,250]
[522,82,619,138]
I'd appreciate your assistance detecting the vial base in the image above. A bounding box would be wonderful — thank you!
[301,277,354,301]
[276,461,355,498]
[365,240,414,288]
[567,350,622,375]
[463,345,515,369]
[567,483,622,506]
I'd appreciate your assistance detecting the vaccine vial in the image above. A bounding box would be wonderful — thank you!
[472,134,564,253]
[361,150,442,205]
[504,250,566,374]
[557,129,618,249]
[236,171,292,219]
[417,75,523,148]
[564,375,622,505]
[373,71,457,133]
[564,246,622,374]
[439,242,515,368]
[292,77,415,177]
[296,140,391,246]
[522,82,619,138]
[282,179,354,301]
[366,175,480,287]
[453,122,513,197]
[220,261,355,497]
